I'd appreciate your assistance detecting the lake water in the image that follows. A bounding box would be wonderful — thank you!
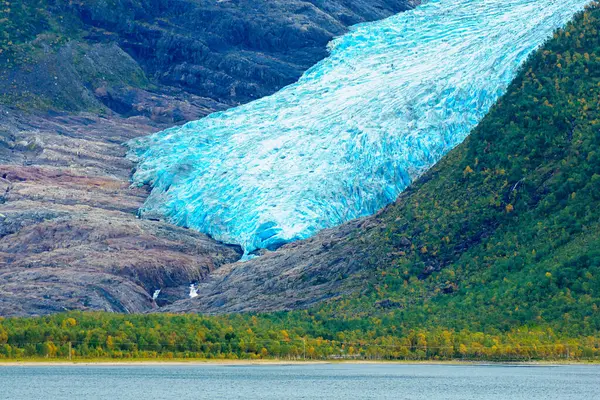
[0,364,598,399]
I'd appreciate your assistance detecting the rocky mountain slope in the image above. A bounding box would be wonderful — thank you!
[2,0,418,115]
[0,0,418,316]
[0,108,243,316]
[164,3,600,335]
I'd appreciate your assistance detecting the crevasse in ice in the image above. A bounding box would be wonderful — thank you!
[127,0,590,255]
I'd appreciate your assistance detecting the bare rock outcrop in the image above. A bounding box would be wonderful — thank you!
[161,215,384,314]
[0,108,242,316]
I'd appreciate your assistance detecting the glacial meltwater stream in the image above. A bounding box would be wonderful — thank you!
[127,0,591,255]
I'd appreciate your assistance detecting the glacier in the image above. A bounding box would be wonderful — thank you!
[127,0,591,256]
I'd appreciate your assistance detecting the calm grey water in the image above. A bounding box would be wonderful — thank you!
[0,364,599,399]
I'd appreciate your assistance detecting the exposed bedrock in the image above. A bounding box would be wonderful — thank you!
[0,109,241,316]
[160,217,376,314]
[70,0,420,105]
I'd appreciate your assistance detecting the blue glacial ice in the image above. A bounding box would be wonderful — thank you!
[127,0,591,255]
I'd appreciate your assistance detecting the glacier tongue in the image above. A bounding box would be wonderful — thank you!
[127,0,590,255]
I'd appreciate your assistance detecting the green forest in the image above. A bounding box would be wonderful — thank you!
[1,3,600,362]
[0,312,597,361]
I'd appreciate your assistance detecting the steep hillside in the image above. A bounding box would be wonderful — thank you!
[0,0,418,316]
[0,109,244,316]
[167,3,600,338]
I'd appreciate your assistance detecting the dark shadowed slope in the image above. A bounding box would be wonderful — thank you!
[164,5,600,331]
[1,0,419,114]
[74,0,420,105]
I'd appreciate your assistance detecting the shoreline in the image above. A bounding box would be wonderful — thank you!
[0,359,597,367]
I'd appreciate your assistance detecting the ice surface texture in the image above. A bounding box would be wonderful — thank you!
[128,0,590,255]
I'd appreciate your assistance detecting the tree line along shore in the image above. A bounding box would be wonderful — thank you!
[0,313,598,362]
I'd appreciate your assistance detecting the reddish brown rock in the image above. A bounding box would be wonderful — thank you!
[0,108,242,316]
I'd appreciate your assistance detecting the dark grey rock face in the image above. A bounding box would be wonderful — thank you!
[160,219,373,314]
[0,1,418,116]
[72,0,419,105]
